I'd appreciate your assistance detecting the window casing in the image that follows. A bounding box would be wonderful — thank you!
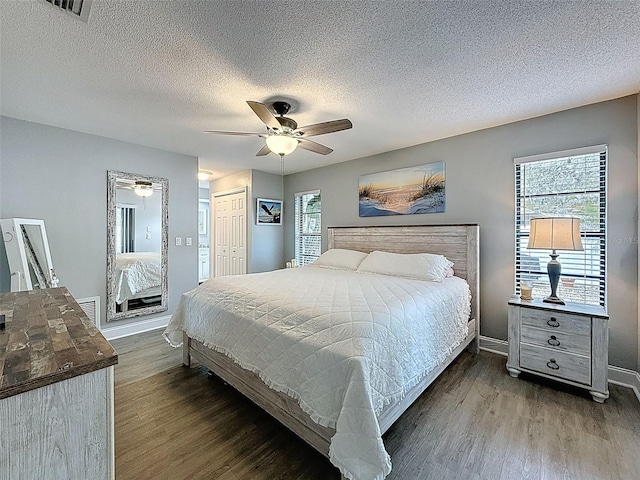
[515,146,607,307]
[294,190,321,266]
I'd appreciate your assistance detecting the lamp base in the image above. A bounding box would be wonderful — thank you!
[544,252,565,305]
[543,295,565,305]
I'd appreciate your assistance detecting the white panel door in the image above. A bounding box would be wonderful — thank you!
[213,191,247,276]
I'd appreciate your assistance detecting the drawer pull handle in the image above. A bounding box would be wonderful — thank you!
[547,317,560,328]
[547,335,561,347]
[547,359,560,370]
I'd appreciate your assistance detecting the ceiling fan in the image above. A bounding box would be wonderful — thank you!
[204,101,352,157]
[116,180,161,197]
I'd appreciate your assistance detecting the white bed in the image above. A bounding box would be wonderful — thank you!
[165,224,479,480]
[114,252,162,306]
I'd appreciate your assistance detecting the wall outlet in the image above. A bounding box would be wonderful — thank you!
[145,233,151,239]
[186,237,192,246]
[175,237,182,246]
[146,226,152,232]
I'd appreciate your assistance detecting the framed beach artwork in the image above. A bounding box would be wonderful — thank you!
[359,161,445,217]
[256,198,283,225]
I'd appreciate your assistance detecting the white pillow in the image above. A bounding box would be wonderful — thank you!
[356,250,454,282]
[312,249,369,270]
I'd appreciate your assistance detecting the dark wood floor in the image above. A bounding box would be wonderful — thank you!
[111,330,640,480]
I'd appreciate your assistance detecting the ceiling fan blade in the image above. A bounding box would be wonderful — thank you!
[294,119,352,137]
[297,138,333,155]
[203,130,263,136]
[247,101,281,130]
[256,145,271,156]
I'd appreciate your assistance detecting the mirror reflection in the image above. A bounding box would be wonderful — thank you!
[0,218,57,291]
[107,171,168,321]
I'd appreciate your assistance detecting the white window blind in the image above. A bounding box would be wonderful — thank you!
[294,190,321,266]
[514,146,607,307]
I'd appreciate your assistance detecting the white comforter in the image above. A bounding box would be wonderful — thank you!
[115,252,161,303]
[164,266,470,480]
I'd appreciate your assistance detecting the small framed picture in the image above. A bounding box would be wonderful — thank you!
[256,198,283,225]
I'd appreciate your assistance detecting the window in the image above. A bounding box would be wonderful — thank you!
[515,145,607,307]
[294,190,321,266]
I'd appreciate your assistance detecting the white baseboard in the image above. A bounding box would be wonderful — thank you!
[101,315,171,341]
[479,335,640,403]
[609,366,640,403]
[479,335,508,356]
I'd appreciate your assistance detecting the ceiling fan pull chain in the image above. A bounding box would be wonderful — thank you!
[281,154,285,198]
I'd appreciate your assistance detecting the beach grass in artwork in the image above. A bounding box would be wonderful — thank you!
[359,162,445,217]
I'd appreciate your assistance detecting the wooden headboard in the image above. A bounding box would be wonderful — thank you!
[328,224,480,329]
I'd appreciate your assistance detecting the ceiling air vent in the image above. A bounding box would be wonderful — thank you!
[42,0,93,22]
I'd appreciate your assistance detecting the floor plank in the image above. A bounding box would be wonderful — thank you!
[111,329,640,480]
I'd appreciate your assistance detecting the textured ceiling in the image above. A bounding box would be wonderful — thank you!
[1,1,639,179]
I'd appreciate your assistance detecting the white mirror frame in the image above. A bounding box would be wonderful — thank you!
[0,218,55,291]
[106,170,169,322]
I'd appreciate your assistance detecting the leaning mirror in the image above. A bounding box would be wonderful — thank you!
[0,218,57,291]
[107,171,168,321]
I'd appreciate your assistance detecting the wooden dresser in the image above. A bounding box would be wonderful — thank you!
[0,288,118,479]
[507,297,609,403]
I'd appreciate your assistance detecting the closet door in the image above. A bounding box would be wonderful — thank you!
[213,191,247,276]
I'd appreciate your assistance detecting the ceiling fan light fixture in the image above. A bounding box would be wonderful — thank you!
[197,170,213,181]
[265,135,298,156]
[134,181,154,197]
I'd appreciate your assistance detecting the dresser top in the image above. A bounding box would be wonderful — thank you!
[508,296,609,319]
[0,287,118,399]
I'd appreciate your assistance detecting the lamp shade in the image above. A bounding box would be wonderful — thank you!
[265,135,298,156]
[528,217,583,251]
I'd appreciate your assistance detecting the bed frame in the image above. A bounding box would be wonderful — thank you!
[183,224,480,474]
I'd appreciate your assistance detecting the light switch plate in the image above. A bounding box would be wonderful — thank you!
[186,237,192,246]
[175,237,182,246]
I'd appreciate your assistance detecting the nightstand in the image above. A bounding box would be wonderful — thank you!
[507,297,609,403]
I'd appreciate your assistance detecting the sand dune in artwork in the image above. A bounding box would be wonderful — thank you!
[359,183,445,216]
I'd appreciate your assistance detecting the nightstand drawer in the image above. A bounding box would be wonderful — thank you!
[521,309,591,336]
[520,343,591,385]
[521,325,591,356]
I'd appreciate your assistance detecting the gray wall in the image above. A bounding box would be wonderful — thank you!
[116,188,162,253]
[0,116,199,329]
[251,169,284,273]
[284,96,639,370]
[210,169,284,274]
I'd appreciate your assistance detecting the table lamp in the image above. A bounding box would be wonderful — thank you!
[527,217,583,305]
